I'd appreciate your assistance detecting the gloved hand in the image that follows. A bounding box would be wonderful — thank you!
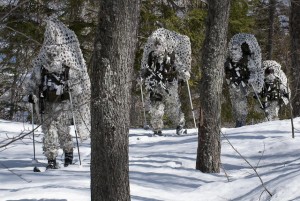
[28,94,38,104]
[247,77,255,85]
[140,68,149,79]
[178,70,190,81]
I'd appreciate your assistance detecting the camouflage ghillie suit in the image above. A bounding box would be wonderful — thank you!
[260,60,290,120]
[140,28,191,135]
[25,15,91,168]
[224,33,264,127]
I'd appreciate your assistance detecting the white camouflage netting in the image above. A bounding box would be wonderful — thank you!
[140,28,191,132]
[141,28,191,82]
[263,60,290,105]
[262,60,290,97]
[261,60,290,120]
[226,33,263,127]
[25,16,91,159]
[228,33,264,93]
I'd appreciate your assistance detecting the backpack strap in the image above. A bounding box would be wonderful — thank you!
[39,65,70,103]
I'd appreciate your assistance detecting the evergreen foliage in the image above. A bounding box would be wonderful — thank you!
[229,0,255,37]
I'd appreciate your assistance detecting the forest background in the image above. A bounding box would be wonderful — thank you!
[0,0,292,128]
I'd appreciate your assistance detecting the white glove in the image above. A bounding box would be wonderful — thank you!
[28,94,38,104]
[247,74,256,85]
[179,70,190,81]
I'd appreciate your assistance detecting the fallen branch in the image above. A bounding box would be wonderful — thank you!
[221,131,273,197]
[0,161,32,183]
[0,124,41,149]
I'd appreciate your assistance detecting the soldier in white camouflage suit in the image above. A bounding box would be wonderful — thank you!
[259,60,290,120]
[224,33,264,127]
[25,15,91,169]
[140,28,191,135]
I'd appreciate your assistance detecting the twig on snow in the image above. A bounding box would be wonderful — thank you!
[221,131,273,197]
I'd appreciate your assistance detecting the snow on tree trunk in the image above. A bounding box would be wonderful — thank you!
[290,0,300,117]
[90,1,140,200]
[196,0,230,173]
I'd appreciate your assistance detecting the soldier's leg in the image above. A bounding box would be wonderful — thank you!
[57,106,74,167]
[229,86,248,127]
[42,120,60,169]
[265,101,279,121]
[165,84,186,135]
[149,100,165,136]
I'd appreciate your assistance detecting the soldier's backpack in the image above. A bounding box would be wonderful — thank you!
[261,77,281,101]
[40,65,70,103]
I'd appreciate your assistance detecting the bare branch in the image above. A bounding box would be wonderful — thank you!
[5,26,42,45]
[255,142,266,169]
[220,163,231,182]
[221,131,273,197]
[0,124,41,149]
[0,0,31,23]
[0,161,32,183]
[166,0,185,11]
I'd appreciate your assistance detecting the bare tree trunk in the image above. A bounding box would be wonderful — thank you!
[267,0,276,60]
[196,0,230,173]
[90,1,140,200]
[8,83,16,120]
[290,0,300,117]
[8,75,18,120]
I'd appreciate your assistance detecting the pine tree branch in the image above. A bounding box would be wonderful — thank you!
[5,26,42,45]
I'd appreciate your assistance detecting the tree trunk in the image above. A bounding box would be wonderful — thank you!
[90,1,140,200]
[290,0,300,117]
[196,0,230,173]
[267,0,276,60]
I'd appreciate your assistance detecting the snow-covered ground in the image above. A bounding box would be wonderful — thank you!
[1,118,300,201]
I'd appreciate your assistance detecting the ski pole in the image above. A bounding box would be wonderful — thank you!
[186,81,197,129]
[285,80,294,138]
[140,77,149,130]
[67,82,81,166]
[31,103,40,172]
[287,93,294,138]
[250,83,270,121]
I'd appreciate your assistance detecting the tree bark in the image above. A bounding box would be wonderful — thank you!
[267,0,276,60]
[196,0,230,173]
[290,0,300,117]
[90,1,140,200]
